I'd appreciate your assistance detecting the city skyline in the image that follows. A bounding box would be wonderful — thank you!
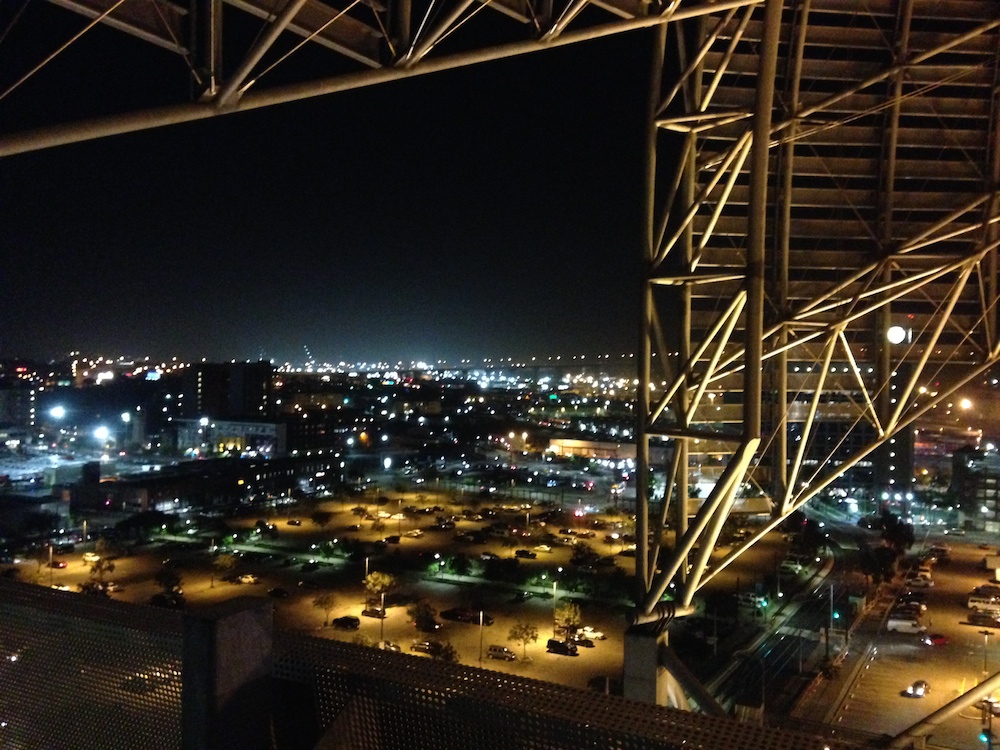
[1,5,653,365]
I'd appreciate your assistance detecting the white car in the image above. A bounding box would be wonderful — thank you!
[580,626,606,640]
[83,552,101,563]
[404,529,423,538]
[905,577,934,588]
[238,574,259,585]
[533,545,553,554]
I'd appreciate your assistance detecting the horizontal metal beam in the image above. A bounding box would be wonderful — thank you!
[0,0,762,157]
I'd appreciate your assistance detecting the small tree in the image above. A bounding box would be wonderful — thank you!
[212,553,238,588]
[352,634,376,648]
[364,571,396,607]
[434,641,460,663]
[407,600,439,632]
[310,511,333,528]
[555,602,582,634]
[508,622,539,659]
[313,593,337,626]
[89,539,116,585]
[154,565,183,595]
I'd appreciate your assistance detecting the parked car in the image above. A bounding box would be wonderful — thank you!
[268,587,290,598]
[904,679,930,698]
[440,608,493,625]
[332,616,360,630]
[515,549,537,559]
[487,645,516,661]
[546,638,578,656]
[921,633,949,646]
[410,640,442,655]
[286,519,302,526]
[968,612,1000,627]
[381,641,402,652]
[362,607,386,619]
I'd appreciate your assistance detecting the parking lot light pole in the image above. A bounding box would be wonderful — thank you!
[380,592,386,644]
[982,630,993,675]
[479,610,484,665]
[552,581,558,637]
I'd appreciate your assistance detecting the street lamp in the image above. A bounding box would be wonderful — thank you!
[379,592,386,644]
[982,630,994,675]
[552,580,558,637]
[479,610,485,665]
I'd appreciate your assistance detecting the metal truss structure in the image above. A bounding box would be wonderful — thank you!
[634,0,1000,623]
[4,0,1000,708]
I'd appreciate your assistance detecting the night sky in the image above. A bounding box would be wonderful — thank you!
[1,7,653,365]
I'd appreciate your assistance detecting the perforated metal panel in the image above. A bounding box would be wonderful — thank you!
[0,580,184,750]
[273,634,864,750]
[1,581,867,749]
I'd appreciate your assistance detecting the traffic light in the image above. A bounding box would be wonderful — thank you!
[833,611,841,620]
[980,731,989,743]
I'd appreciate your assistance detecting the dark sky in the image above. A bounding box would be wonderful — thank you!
[1,8,652,365]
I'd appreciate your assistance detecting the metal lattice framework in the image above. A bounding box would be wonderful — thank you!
[634,0,1000,620]
[2,0,999,642]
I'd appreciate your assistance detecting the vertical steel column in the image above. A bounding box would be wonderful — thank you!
[636,22,667,597]
[390,0,413,61]
[191,0,223,98]
[875,0,912,494]
[745,0,782,443]
[984,31,1000,349]
[772,0,810,514]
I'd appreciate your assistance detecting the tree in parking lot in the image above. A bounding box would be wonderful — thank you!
[310,511,333,528]
[433,641,460,663]
[154,565,183,596]
[448,553,472,577]
[555,602,582,634]
[364,572,397,607]
[508,622,538,660]
[88,539,116,585]
[313,593,337,626]
[212,553,238,588]
[352,634,375,648]
[407,600,439,632]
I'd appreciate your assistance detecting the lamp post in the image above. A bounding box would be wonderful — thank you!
[552,580,558,637]
[982,630,994,675]
[479,610,485,665]
[379,592,386,644]
[48,543,53,586]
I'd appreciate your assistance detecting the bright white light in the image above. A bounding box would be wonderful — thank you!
[960,398,973,410]
[93,426,110,441]
[383,458,392,470]
[887,326,906,344]
[120,412,131,423]
[199,416,209,426]
[49,406,66,419]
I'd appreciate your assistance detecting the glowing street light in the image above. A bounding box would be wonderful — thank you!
[49,406,66,420]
